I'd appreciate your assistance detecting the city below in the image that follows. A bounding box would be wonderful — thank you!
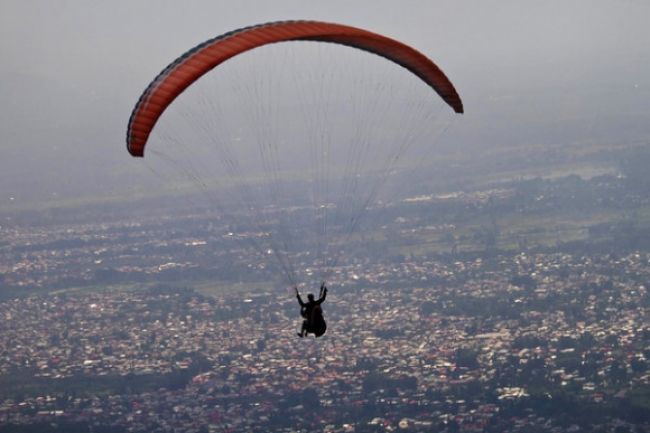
[1,168,650,433]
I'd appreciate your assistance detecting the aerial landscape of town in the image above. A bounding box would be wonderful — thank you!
[2,2,650,432]
[1,142,649,432]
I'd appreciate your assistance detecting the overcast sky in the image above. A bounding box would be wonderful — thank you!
[1,0,649,210]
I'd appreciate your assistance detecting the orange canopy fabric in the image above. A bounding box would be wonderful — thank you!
[127,20,463,157]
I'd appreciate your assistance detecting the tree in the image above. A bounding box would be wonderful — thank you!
[455,348,480,369]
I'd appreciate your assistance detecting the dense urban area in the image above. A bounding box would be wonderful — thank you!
[1,162,650,432]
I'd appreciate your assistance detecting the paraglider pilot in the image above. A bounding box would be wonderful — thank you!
[295,283,327,338]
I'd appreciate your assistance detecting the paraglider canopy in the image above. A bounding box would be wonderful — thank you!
[127,20,463,158]
[125,20,463,288]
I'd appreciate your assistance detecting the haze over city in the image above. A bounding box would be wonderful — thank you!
[2,0,649,206]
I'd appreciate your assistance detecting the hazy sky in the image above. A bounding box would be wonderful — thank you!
[1,0,649,209]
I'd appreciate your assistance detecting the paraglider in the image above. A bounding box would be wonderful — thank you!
[295,283,327,337]
[126,20,463,338]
